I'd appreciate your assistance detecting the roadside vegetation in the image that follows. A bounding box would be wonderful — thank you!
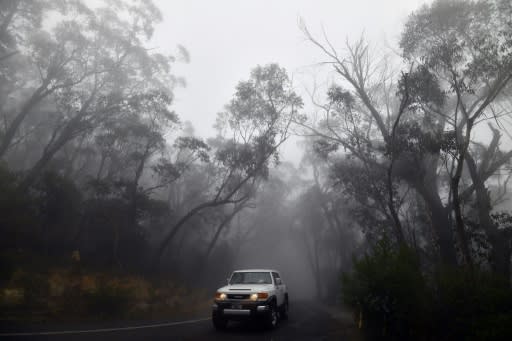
[1,252,210,322]
[342,239,512,340]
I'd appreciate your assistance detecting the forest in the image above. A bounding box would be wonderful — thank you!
[1,0,512,340]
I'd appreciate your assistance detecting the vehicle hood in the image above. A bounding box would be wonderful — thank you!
[217,284,273,293]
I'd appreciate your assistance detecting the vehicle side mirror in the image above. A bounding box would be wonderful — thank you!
[276,278,282,285]
[227,278,230,284]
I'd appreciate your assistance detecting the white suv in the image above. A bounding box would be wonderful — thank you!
[212,269,289,330]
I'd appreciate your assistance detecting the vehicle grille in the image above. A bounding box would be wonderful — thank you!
[227,294,250,300]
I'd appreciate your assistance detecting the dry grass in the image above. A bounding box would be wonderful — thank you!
[0,267,211,322]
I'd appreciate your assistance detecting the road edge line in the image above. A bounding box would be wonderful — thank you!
[0,317,211,337]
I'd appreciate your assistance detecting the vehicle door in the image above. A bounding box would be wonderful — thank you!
[272,272,285,305]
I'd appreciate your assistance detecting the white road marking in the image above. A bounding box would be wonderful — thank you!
[0,317,211,337]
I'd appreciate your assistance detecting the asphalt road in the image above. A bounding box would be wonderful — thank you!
[0,301,355,341]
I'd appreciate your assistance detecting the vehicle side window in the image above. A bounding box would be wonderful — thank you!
[272,272,281,285]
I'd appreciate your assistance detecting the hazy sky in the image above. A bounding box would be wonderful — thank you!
[151,0,432,162]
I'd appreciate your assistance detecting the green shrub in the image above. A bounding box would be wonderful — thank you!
[0,252,16,283]
[342,238,512,340]
[0,166,37,250]
[84,283,135,318]
[434,267,512,340]
[342,238,428,339]
[9,270,49,309]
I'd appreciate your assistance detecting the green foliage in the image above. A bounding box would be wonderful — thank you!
[214,63,302,179]
[342,238,428,339]
[391,122,440,158]
[80,180,150,269]
[0,252,16,283]
[398,66,445,110]
[84,283,135,318]
[327,85,355,109]
[343,239,512,340]
[0,166,152,271]
[434,267,512,340]
[401,0,512,93]
[33,172,83,250]
[0,165,37,249]
[15,271,50,309]
[0,266,211,321]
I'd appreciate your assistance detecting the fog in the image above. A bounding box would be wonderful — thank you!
[153,0,432,162]
[1,0,512,339]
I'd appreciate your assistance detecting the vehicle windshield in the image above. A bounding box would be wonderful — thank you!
[229,272,272,284]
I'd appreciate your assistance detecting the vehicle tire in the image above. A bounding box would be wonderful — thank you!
[264,302,279,329]
[212,314,228,330]
[280,297,289,320]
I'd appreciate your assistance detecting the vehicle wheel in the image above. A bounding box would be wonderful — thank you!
[212,314,228,330]
[265,302,279,329]
[280,298,289,320]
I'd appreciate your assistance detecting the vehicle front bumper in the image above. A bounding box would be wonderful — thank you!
[212,299,271,320]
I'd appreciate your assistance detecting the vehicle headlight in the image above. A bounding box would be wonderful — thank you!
[215,292,227,300]
[250,292,269,301]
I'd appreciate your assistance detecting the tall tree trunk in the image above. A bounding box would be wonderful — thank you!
[112,223,122,269]
[303,230,323,300]
[64,133,87,178]
[129,144,150,227]
[386,162,406,245]
[154,169,263,270]
[415,180,458,266]
[196,203,247,278]
[21,146,59,189]
[451,175,473,267]
[466,153,511,281]
[490,232,511,282]
[19,131,70,189]
[96,154,107,180]
[204,203,246,261]
[450,115,474,267]
[0,1,19,41]
[0,86,47,158]
[18,91,95,188]
[153,199,237,270]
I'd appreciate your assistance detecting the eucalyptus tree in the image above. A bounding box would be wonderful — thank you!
[154,64,303,269]
[0,0,181,191]
[0,0,47,111]
[0,0,197,270]
[400,0,512,272]
[1,0,94,158]
[292,144,360,299]
[299,0,512,269]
